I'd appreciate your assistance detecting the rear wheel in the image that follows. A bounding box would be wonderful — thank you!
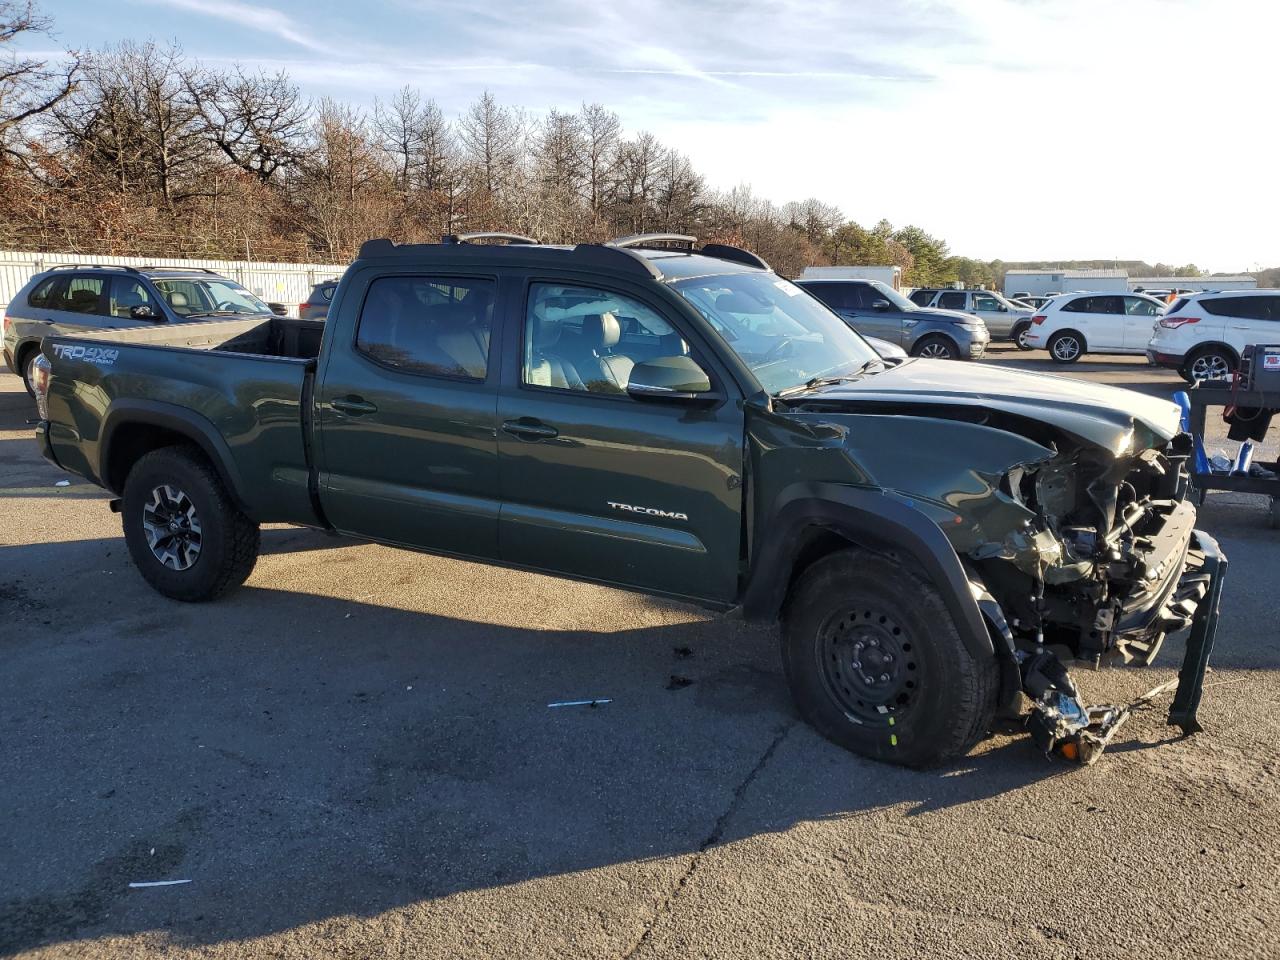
[20,349,39,397]
[1048,330,1084,363]
[911,335,958,360]
[781,550,998,768]
[1181,345,1234,383]
[1013,322,1034,351]
[122,446,260,601]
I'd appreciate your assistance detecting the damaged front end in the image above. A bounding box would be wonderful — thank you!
[968,426,1227,763]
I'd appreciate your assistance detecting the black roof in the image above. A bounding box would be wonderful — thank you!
[355,235,770,283]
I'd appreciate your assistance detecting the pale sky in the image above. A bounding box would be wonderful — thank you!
[33,0,1280,271]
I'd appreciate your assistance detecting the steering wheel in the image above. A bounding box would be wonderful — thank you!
[214,300,242,312]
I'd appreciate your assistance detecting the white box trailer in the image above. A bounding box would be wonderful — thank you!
[798,265,902,290]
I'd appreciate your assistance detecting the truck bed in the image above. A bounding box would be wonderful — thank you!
[41,317,325,526]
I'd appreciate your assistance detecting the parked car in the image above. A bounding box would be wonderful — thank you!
[1147,290,1280,381]
[1021,292,1166,362]
[796,278,989,360]
[32,233,1224,767]
[863,335,907,361]
[300,279,339,320]
[3,264,276,395]
[909,288,1035,346]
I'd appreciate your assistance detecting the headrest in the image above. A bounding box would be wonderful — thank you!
[581,312,620,349]
[168,291,189,307]
[71,288,98,303]
[117,289,144,307]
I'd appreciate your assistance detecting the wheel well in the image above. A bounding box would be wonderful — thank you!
[1011,319,1031,334]
[781,526,924,615]
[1050,328,1086,348]
[104,423,201,493]
[1188,341,1238,362]
[911,333,957,354]
[14,339,38,374]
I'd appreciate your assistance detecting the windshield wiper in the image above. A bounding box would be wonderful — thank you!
[776,359,884,399]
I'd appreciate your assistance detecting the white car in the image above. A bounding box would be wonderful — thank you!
[1147,289,1280,382]
[1022,292,1166,362]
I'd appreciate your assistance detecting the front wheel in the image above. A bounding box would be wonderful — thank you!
[781,550,998,768]
[911,335,958,360]
[1047,330,1084,363]
[1013,322,1034,351]
[122,446,260,601]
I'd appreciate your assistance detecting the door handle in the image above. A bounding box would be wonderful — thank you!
[502,418,559,441]
[331,396,378,415]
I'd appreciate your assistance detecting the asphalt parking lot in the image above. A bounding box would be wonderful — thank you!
[3,344,1278,959]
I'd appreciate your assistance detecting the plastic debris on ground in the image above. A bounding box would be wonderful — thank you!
[128,879,192,888]
[547,698,612,708]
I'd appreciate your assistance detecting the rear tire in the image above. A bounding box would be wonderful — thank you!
[781,550,999,768]
[21,349,38,397]
[1180,345,1234,383]
[121,446,259,601]
[1047,330,1084,363]
[910,335,958,360]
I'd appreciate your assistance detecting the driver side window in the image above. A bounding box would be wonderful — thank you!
[523,283,691,397]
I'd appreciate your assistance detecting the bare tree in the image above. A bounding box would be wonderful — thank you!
[189,64,308,182]
[578,101,619,220]
[0,1,79,166]
[457,89,522,199]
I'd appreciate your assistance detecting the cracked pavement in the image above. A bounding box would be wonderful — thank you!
[2,347,1279,959]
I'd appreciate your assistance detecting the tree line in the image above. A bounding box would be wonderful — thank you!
[1,3,1269,287]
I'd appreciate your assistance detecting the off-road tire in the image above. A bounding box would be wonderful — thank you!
[781,550,999,768]
[1047,330,1084,363]
[121,446,259,601]
[910,335,958,360]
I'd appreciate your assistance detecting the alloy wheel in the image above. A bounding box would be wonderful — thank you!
[1189,353,1230,381]
[1051,336,1081,361]
[917,341,954,359]
[141,484,203,570]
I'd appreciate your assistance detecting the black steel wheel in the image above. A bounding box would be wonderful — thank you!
[781,549,999,767]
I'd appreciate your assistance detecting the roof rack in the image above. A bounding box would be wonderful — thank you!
[700,243,769,271]
[442,232,540,245]
[138,266,220,274]
[609,233,697,251]
[49,263,144,275]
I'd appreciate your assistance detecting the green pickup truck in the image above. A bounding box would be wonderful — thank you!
[32,233,1226,767]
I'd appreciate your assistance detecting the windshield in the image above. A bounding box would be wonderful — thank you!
[867,281,918,312]
[152,278,271,317]
[672,273,881,395]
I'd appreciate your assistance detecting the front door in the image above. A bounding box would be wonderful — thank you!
[496,278,745,603]
[1121,295,1163,351]
[316,270,502,558]
[971,291,1013,337]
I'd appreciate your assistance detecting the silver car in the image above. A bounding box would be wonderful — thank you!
[909,288,1035,346]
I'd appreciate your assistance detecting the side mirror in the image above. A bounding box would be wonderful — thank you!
[267,302,289,316]
[627,355,715,403]
[871,299,890,311]
[130,304,161,321]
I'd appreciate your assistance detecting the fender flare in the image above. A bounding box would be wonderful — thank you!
[100,398,251,514]
[741,482,995,662]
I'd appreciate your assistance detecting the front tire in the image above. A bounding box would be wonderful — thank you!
[1047,330,1084,363]
[781,550,998,768]
[122,446,260,601]
[911,335,958,360]
[1013,322,1034,351]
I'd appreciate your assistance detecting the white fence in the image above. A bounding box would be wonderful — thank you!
[0,250,348,317]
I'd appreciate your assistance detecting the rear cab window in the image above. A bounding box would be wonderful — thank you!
[355,275,495,380]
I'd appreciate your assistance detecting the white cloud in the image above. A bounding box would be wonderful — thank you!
[153,0,336,55]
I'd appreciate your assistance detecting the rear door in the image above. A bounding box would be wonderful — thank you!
[495,276,745,603]
[315,268,503,559]
[1208,296,1273,355]
[1060,295,1125,350]
[42,273,112,334]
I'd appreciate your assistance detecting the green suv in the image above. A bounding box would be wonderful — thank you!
[33,233,1226,767]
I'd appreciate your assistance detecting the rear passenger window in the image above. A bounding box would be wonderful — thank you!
[355,276,494,380]
[27,276,65,309]
[908,289,934,307]
[63,276,107,315]
[1203,296,1269,320]
[938,291,966,310]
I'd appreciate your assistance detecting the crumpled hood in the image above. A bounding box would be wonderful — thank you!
[800,358,1182,452]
